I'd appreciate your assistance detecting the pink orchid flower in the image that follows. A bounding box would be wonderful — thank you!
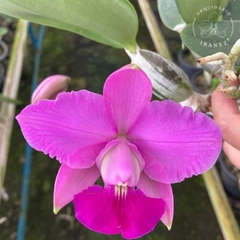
[16,65,222,239]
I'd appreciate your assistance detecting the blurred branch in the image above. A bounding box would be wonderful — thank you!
[203,167,240,240]
[137,0,173,61]
[0,20,28,205]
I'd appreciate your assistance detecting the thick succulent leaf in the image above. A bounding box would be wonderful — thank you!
[157,0,184,31]
[175,0,229,24]
[224,0,240,20]
[0,0,138,50]
[181,21,240,66]
[179,0,240,66]
[126,48,193,102]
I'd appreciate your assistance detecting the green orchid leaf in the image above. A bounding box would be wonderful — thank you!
[126,48,193,102]
[175,0,229,24]
[0,27,8,36]
[157,0,185,31]
[180,20,240,66]
[224,0,240,20]
[0,0,138,50]
[0,13,13,23]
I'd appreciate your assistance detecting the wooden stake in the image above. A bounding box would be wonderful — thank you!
[0,20,28,205]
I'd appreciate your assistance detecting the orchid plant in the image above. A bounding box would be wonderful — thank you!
[0,0,233,239]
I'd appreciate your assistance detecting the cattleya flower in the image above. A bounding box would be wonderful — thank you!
[16,65,222,239]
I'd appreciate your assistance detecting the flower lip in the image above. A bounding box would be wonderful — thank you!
[74,185,166,239]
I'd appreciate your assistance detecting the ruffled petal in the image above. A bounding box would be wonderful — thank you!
[128,100,222,183]
[74,185,119,235]
[53,164,100,213]
[16,90,117,168]
[103,65,152,134]
[74,185,165,239]
[137,172,173,229]
[96,138,144,187]
[122,187,165,239]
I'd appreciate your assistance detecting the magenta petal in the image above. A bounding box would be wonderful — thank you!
[74,185,120,235]
[103,65,152,134]
[74,185,165,239]
[137,172,173,229]
[16,90,117,168]
[53,164,100,213]
[121,188,165,239]
[129,100,222,183]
